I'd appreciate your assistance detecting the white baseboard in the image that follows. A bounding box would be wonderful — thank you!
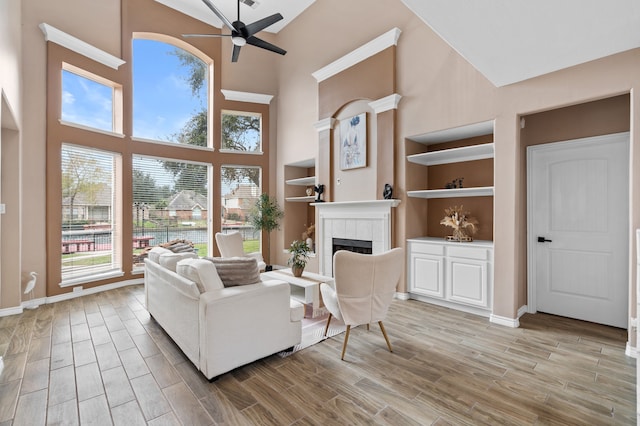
[0,305,24,317]
[625,342,637,358]
[46,278,143,304]
[0,279,144,317]
[395,292,410,300]
[517,305,528,318]
[490,314,520,328]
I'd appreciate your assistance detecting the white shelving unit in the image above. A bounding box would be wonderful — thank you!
[285,176,316,186]
[407,186,494,199]
[285,195,316,202]
[407,143,494,166]
[284,159,317,254]
[407,121,494,200]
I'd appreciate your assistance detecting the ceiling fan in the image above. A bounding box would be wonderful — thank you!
[183,0,286,62]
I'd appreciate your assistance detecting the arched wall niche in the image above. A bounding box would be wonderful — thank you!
[316,46,397,203]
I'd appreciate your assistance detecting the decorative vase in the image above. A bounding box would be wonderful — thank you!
[305,237,314,253]
[292,265,304,277]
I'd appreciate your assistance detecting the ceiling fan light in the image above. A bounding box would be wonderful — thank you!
[232,36,247,46]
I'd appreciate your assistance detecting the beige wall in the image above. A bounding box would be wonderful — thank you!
[4,0,640,340]
[0,0,22,309]
[272,0,640,330]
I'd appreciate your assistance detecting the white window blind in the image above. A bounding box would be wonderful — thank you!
[132,155,211,267]
[220,166,261,253]
[61,144,121,283]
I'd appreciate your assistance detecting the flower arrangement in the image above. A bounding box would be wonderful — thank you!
[440,205,479,242]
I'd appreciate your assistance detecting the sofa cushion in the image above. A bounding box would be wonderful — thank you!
[148,246,173,263]
[159,252,198,272]
[176,258,224,293]
[290,299,304,322]
[205,257,260,287]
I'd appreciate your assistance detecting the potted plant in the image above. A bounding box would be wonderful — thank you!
[248,193,284,271]
[287,240,310,277]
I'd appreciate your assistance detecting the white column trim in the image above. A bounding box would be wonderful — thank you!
[369,94,403,114]
[221,90,273,104]
[313,118,337,132]
[39,23,125,70]
[312,27,402,82]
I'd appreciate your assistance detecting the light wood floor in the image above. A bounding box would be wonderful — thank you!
[0,284,635,425]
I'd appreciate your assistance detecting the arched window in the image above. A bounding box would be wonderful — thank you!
[132,38,211,148]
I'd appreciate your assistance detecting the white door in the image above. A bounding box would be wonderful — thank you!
[528,132,629,328]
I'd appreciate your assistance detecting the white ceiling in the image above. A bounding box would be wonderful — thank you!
[157,0,640,87]
[154,0,315,34]
[401,0,640,87]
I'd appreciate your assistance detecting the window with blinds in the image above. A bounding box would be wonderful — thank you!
[132,155,211,268]
[221,166,261,253]
[61,144,121,284]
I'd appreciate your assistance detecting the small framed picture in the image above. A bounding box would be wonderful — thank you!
[340,113,367,170]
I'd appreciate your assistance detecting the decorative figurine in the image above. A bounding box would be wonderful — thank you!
[383,183,393,199]
[314,184,325,202]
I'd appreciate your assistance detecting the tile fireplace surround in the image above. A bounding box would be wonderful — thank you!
[312,200,401,276]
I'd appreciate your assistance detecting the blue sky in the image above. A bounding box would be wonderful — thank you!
[61,39,207,141]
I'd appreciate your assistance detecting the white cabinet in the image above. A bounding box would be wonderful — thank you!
[408,237,493,315]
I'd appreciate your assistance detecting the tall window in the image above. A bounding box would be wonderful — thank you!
[221,110,262,152]
[221,166,261,252]
[132,39,209,146]
[132,155,211,268]
[61,144,121,284]
[61,65,119,133]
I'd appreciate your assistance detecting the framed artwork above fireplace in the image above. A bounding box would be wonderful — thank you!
[339,113,367,170]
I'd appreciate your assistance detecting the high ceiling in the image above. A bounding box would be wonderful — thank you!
[157,0,640,87]
[154,0,315,34]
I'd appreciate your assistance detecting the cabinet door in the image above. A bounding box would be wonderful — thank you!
[409,253,444,298]
[446,258,488,307]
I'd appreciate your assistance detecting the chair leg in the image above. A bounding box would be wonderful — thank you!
[323,313,333,337]
[378,321,393,353]
[366,323,370,331]
[340,325,351,360]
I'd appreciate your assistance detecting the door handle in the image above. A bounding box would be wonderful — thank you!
[537,236,552,243]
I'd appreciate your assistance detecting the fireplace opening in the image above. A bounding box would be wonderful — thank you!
[332,238,373,257]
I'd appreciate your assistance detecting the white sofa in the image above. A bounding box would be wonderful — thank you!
[144,247,303,379]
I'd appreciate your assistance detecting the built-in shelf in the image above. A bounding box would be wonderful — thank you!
[407,143,494,166]
[285,196,316,202]
[407,186,494,199]
[285,176,316,186]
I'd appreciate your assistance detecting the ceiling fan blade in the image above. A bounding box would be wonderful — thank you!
[245,13,283,37]
[182,33,231,38]
[201,0,235,31]
[246,36,286,56]
[232,44,241,62]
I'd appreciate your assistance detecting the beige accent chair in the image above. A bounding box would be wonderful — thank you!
[215,231,266,271]
[320,247,404,360]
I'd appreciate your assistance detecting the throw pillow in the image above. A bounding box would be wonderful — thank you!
[176,258,224,293]
[148,246,173,263]
[205,257,260,287]
[158,252,198,272]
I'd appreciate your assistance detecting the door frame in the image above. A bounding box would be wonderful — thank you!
[526,132,630,316]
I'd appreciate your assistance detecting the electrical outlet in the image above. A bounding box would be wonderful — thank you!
[73,286,83,293]
[0,204,5,214]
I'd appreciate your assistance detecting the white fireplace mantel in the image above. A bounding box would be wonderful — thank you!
[312,199,400,275]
